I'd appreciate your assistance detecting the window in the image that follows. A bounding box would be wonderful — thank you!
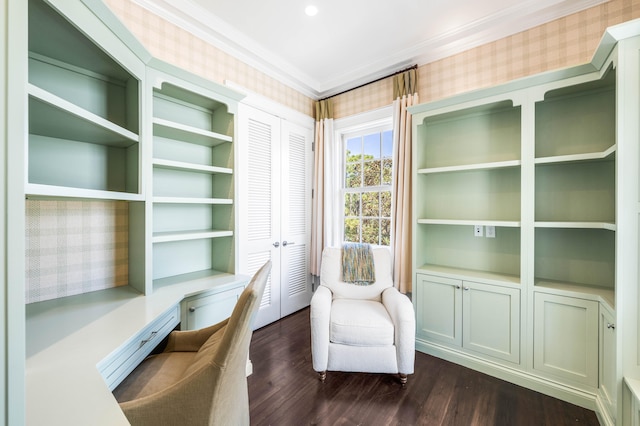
[342,127,393,246]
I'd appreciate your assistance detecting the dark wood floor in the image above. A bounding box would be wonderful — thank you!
[248,307,600,426]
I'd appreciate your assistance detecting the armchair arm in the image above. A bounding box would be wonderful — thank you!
[310,285,332,372]
[163,318,229,353]
[382,287,415,375]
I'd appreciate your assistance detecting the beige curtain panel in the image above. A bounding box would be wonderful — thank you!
[310,99,334,276]
[391,70,418,294]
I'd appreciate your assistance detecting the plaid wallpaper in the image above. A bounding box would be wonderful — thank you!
[104,0,315,117]
[26,200,129,303]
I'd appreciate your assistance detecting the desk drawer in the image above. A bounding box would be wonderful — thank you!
[99,305,180,390]
[182,284,245,330]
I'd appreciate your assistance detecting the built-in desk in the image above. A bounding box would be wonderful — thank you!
[25,274,249,426]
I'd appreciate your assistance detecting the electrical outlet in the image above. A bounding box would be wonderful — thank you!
[486,226,496,238]
[474,225,483,237]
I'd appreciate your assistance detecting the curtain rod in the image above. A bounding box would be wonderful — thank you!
[318,64,418,102]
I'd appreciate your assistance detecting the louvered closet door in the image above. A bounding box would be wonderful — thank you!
[238,104,282,329]
[280,120,313,317]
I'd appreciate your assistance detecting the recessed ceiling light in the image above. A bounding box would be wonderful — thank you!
[305,5,318,17]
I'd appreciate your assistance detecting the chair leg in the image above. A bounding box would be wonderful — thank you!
[318,371,327,382]
[399,374,407,386]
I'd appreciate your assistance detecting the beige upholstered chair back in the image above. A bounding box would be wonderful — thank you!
[319,246,393,301]
[118,261,271,426]
[205,260,271,425]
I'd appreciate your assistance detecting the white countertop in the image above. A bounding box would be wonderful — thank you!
[626,376,640,401]
[25,273,249,426]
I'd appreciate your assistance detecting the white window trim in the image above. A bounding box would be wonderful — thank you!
[334,105,393,245]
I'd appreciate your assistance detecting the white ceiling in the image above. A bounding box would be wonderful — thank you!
[134,0,608,99]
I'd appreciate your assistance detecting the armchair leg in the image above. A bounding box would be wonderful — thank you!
[318,371,327,382]
[399,374,407,386]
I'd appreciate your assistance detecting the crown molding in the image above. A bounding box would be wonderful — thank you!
[132,0,609,100]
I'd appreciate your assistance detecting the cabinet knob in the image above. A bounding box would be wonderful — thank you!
[282,241,295,246]
[456,285,461,289]
[189,307,196,313]
[273,241,280,248]
[463,287,470,291]
[607,323,615,330]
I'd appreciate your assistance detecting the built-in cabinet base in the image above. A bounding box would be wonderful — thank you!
[410,20,640,425]
[415,273,520,365]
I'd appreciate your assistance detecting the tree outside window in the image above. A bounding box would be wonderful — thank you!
[343,129,393,246]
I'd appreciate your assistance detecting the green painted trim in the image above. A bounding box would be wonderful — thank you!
[408,62,598,116]
[148,58,245,105]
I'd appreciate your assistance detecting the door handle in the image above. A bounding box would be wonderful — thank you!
[273,241,280,248]
[282,241,295,247]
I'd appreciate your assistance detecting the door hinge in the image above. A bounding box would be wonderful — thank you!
[312,142,315,152]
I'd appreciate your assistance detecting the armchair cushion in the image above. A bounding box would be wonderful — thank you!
[330,299,394,346]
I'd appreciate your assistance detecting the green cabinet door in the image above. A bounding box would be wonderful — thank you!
[416,274,462,347]
[462,281,520,364]
[416,273,520,364]
[533,292,598,388]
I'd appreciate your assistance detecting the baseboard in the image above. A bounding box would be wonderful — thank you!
[415,340,598,412]
[595,388,615,426]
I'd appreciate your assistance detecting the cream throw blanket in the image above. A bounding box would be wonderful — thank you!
[341,243,375,285]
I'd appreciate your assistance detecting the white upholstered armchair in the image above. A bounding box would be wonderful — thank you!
[310,246,415,384]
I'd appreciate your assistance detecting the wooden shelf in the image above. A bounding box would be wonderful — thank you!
[417,219,520,227]
[152,158,232,175]
[535,221,616,231]
[152,229,233,243]
[28,0,137,82]
[535,73,615,160]
[152,269,231,290]
[26,183,143,201]
[535,157,614,224]
[153,118,231,147]
[416,264,521,287]
[535,144,615,165]
[415,99,520,171]
[535,279,614,308]
[418,159,521,174]
[150,70,239,284]
[153,81,229,113]
[153,197,233,205]
[28,84,138,146]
